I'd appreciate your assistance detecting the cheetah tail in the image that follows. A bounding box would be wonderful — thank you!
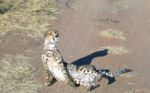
[99,68,133,78]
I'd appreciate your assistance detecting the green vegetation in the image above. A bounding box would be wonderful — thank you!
[0,0,57,37]
[0,55,42,93]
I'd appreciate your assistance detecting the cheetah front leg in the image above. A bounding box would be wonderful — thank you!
[45,70,57,86]
[43,62,56,86]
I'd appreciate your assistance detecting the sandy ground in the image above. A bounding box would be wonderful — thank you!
[0,0,150,93]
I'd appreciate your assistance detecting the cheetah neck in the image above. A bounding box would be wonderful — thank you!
[49,42,56,50]
[44,42,57,50]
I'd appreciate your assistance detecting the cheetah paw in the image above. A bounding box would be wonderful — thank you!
[67,81,77,87]
[45,76,49,80]
[44,82,52,86]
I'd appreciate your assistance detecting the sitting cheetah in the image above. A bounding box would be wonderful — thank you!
[41,30,133,90]
[41,30,76,86]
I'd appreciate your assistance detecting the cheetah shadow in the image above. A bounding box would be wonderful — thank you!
[71,49,116,85]
[72,49,109,66]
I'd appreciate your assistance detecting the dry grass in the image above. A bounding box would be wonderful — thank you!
[101,46,128,54]
[0,55,42,93]
[99,29,125,40]
[124,88,148,93]
[98,18,119,24]
[121,73,136,78]
[0,0,57,37]
[124,88,136,93]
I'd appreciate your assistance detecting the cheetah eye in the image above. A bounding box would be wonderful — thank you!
[55,34,59,38]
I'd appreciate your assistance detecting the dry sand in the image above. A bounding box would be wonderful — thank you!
[0,0,150,93]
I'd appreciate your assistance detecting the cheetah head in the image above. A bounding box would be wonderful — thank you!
[44,30,59,50]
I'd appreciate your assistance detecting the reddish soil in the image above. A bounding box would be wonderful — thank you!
[0,0,150,93]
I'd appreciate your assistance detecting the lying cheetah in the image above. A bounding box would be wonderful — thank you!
[67,64,132,90]
[41,30,133,90]
[41,30,76,86]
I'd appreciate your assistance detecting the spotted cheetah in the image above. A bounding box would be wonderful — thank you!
[41,30,76,86]
[41,30,133,90]
[67,64,132,90]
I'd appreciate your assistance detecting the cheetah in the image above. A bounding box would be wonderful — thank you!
[41,30,76,86]
[67,64,132,90]
[41,30,133,90]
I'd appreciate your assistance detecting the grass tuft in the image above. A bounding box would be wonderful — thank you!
[101,46,129,54]
[99,29,125,40]
[0,55,42,93]
[0,0,57,37]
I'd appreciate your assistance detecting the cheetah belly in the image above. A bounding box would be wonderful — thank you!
[68,70,97,86]
[69,70,100,86]
[47,62,66,81]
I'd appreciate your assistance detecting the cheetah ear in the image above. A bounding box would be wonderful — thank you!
[44,30,60,37]
[44,31,53,37]
[54,30,59,37]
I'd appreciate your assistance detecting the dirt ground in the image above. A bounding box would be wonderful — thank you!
[0,0,150,93]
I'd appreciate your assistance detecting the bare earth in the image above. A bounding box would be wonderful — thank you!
[0,0,150,93]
